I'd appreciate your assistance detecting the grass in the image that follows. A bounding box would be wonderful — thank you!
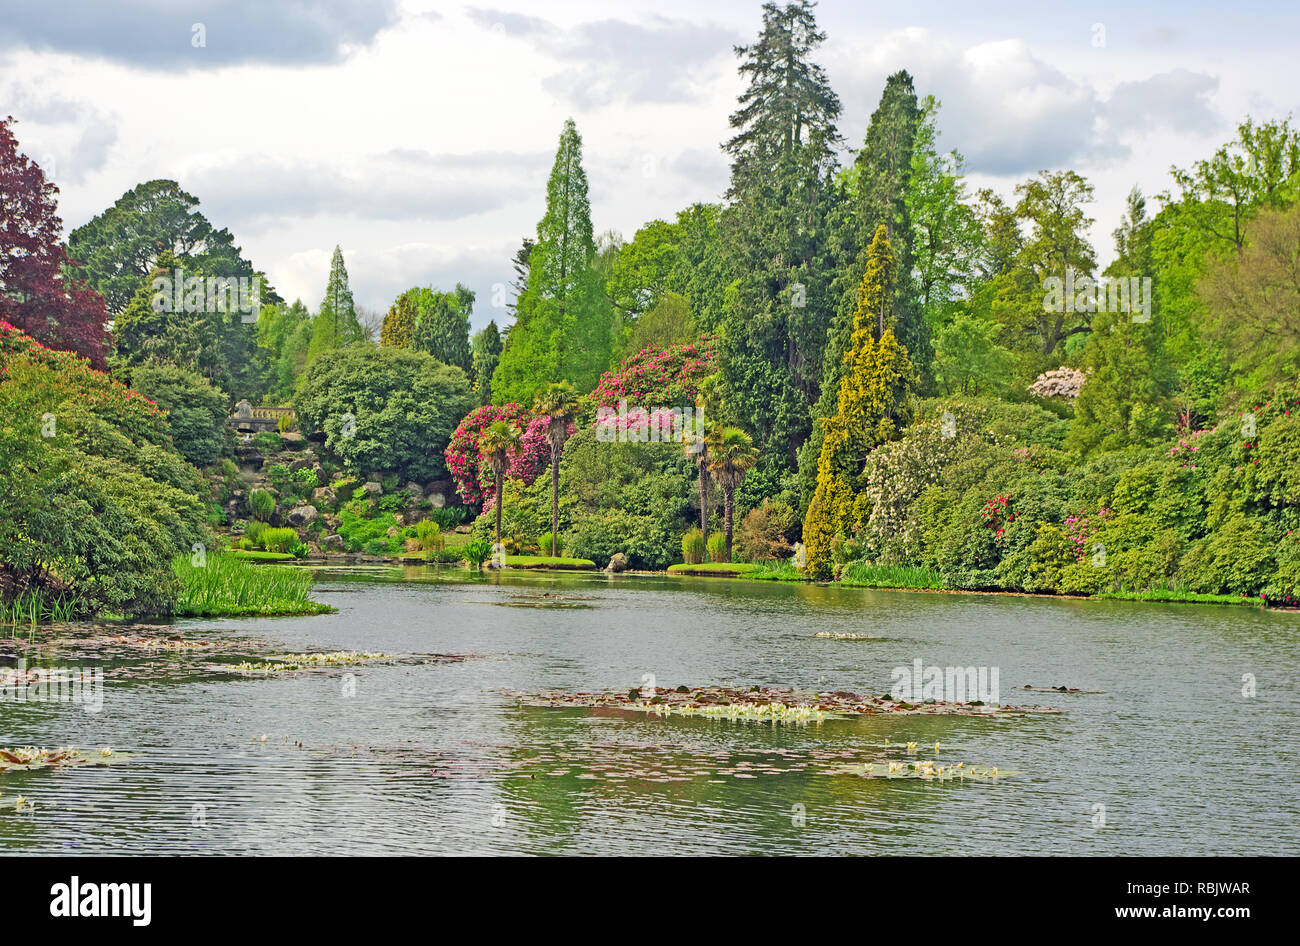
[442,531,471,548]
[171,553,334,617]
[744,560,805,581]
[505,555,597,570]
[0,587,76,628]
[667,562,762,576]
[226,549,296,561]
[839,561,944,589]
[1095,584,1257,606]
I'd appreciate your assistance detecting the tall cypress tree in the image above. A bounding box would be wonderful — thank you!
[307,245,362,365]
[718,0,843,485]
[492,119,612,402]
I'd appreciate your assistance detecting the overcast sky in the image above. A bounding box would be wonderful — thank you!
[3,0,1297,330]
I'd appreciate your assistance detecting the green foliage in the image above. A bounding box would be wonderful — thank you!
[172,554,328,617]
[295,345,472,481]
[681,527,706,565]
[129,363,229,468]
[706,532,729,563]
[306,245,363,366]
[260,527,299,553]
[248,489,276,521]
[252,430,283,454]
[338,508,400,554]
[734,499,797,562]
[463,539,493,566]
[414,519,444,552]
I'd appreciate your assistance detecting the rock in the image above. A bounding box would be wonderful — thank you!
[320,533,345,551]
[386,526,399,539]
[280,431,304,445]
[427,491,446,508]
[287,505,319,527]
[323,514,341,530]
[405,481,424,500]
[393,513,406,527]
[605,553,628,573]
[403,537,421,552]
[289,457,313,472]
[312,487,336,505]
[362,481,383,497]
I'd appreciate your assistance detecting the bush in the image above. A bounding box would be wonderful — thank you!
[681,527,705,565]
[248,489,276,521]
[252,431,283,454]
[291,467,319,496]
[414,519,444,552]
[129,364,228,468]
[425,505,468,529]
[566,508,681,570]
[245,519,269,547]
[537,531,561,556]
[706,532,728,563]
[338,508,400,554]
[463,539,492,566]
[265,462,292,494]
[296,346,472,482]
[363,538,388,556]
[734,500,797,562]
[261,527,299,553]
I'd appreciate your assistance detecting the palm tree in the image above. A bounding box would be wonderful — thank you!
[479,420,523,549]
[706,427,758,563]
[533,380,582,557]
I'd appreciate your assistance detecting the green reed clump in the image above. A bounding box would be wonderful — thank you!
[839,561,944,589]
[0,588,77,629]
[172,554,333,617]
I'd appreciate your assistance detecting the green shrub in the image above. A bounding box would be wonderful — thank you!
[245,520,269,547]
[291,467,319,495]
[261,527,299,553]
[248,489,276,521]
[426,506,468,529]
[129,364,228,469]
[363,538,388,556]
[252,431,283,454]
[734,499,797,562]
[171,554,328,617]
[537,531,561,556]
[706,532,728,563]
[414,519,445,552]
[463,539,492,565]
[681,527,705,565]
[265,462,292,494]
[338,508,399,553]
[290,541,309,559]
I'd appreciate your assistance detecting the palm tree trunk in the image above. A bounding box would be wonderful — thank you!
[724,486,734,563]
[550,445,560,557]
[698,463,708,537]
[494,477,504,545]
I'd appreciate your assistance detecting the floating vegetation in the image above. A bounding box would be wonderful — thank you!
[466,592,598,610]
[224,651,394,673]
[0,746,124,774]
[824,760,1018,780]
[814,631,878,640]
[1016,684,1104,694]
[514,684,1061,720]
[219,650,475,674]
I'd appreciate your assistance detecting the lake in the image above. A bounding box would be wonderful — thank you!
[2,567,1297,855]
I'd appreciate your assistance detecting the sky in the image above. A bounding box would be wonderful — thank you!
[2,0,1298,331]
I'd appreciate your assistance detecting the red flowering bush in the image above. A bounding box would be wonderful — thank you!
[591,336,717,410]
[981,494,1017,546]
[444,404,558,510]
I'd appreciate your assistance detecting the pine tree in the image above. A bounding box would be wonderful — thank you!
[802,227,914,579]
[307,245,361,366]
[380,291,416,348]
[471,321,502,405]
[718,0,843,485]
[493,119,612,402]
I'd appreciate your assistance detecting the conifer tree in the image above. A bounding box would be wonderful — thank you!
[307,245,362,365]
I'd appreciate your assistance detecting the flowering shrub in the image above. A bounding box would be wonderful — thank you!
[1062,508,1110,563]
[591,336,717,410]
[1027,366,1085,400]
[444,404,559,511]
[982,494,1016,545]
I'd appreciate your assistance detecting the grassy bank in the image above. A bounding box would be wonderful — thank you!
[839,562,944,589]
[668,562,762,577]
[505,555,597,570]
[172,554,334,617]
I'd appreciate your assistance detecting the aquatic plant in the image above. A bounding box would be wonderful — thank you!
[171,554,332,617]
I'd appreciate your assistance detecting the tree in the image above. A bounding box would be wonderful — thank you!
[933,313,1016,396]
[0,116,108,368]
[493,119,613,402]
[1067,308,1175,455]
[412,285,472,370]
[533,380,582,556]
[802,229,914,578]
[256,299,313,403]
[718,1,843,483]
[307,246,362,365]
[128,363,228,468]
[480,421,524,546]
[706,427,759,562]
[380,291,416,348]
[471,321,502,405]
[294,346,472,481]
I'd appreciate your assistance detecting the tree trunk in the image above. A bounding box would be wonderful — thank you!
[724,486,734,563]
[494,477,504,545]
[702,475,710,536]
[550,444,560,557]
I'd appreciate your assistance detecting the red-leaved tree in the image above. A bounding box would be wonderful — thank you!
[0,116,109,368]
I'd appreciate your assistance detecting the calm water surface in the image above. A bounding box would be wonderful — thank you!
[2,567,1297,855]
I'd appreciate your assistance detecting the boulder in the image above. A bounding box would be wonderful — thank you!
[405,481,424,500]
[289,457,314,472]
[403,537,422,553]
[605,553,628,573]
[320,533,345,551]
[362,481,383,497]
[287,505,319,527]
[386,526,400,539]
[312,487,336,506]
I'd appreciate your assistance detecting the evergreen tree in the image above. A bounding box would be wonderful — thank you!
[471,321,502,405]
[307,245,362,366]
[718,0,843,485]
[802,227,913,578]
[493,119,612,402]
[380,291,416,348]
